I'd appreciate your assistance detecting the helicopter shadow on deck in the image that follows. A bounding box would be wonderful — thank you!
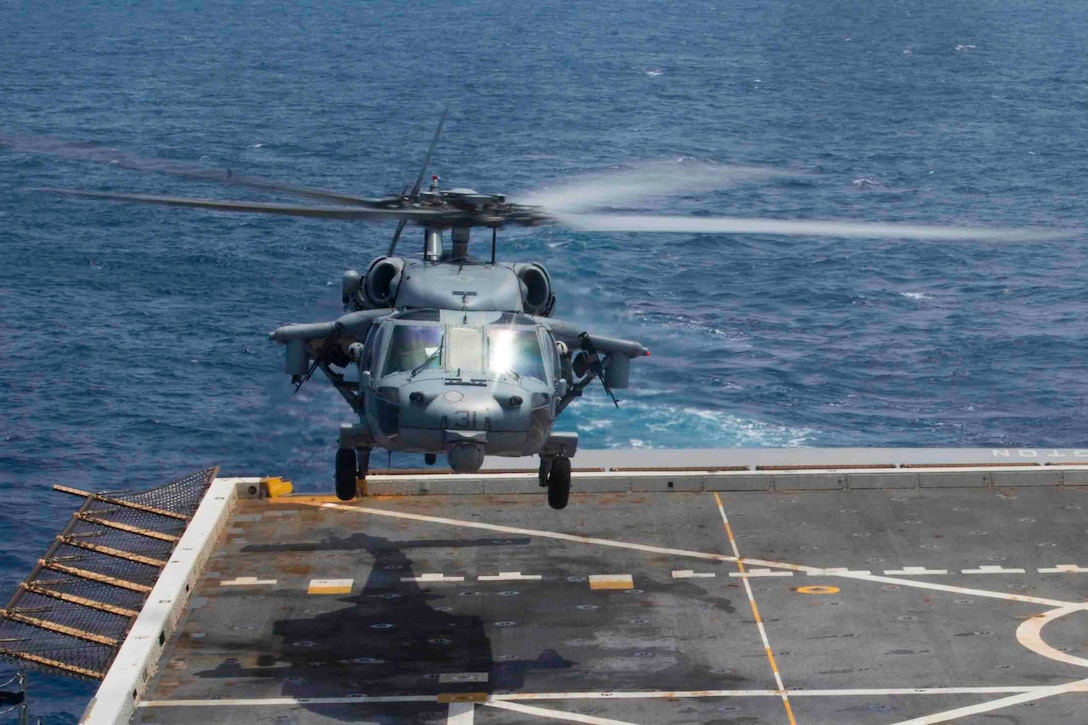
[194,532,574,722]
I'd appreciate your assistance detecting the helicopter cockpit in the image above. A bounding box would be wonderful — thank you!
[372,311,554,383]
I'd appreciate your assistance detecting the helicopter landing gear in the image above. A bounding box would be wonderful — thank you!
[545,457,572,510]
[335,448,370,501]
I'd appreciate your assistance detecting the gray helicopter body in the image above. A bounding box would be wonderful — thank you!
[269,229,648,506]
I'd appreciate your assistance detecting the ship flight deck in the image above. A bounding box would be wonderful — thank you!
[66,449,1088,724]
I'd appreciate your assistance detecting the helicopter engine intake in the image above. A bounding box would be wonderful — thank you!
[363,257,404,307]
[513,263,555,316]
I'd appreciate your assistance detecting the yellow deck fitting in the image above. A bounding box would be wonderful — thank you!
[261,477,294,498]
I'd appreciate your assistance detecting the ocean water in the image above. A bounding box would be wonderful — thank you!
[3,1,1088,718]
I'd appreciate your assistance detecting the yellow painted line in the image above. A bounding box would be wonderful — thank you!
[307,578,353,595]
[437,692,487,704]
[588,575,633,591]
[796,585,840,595]
[714,492,797,725]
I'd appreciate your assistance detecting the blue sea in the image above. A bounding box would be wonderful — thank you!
[3,1,1088,719]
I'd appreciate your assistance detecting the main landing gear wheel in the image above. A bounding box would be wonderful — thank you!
[547,457,572,510]
[335,448,370,501]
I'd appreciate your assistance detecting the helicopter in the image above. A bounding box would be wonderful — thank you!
[14,112,1065,509]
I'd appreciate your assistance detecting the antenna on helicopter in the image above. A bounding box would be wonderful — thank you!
[387,107,449,258]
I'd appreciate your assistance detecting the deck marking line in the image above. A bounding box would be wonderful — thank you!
[887,677,1088,725]
[884,567,948,576]
[136,685,1077,708]
[318,503,1080,608]
[1039,565,1088,573]
[589,574,634,590]
[447,701,475,724]
[962,565,1027,575]
[714,492,797,725]
[1016,606,1088,668]
[439,672,489,684]
[730,569,793,578]
[402,573,465,583]
[479,572,543,581]
[672,569,716,579]
[220,576,276,586]
[808,567,871,576]
[307,578,353,595]
[485,700,639,724]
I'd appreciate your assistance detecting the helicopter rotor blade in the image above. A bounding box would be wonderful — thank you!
[560,213,1072,241]
[517,161,802,214]
[409,106,449,200]
[0,133,389,206]
[38,188,456,223]
[387,218,408,256]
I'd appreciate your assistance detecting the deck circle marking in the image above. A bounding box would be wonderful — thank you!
[796,585,839,595]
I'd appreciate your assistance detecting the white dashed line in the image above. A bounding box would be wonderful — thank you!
[962,565,1027,575]
[883,567,949,576]
[220,576,277,586]
[401,573,465,583]
[1038,564,1088,574]
[809,567,872,577]
[672,570,716,579]
[729,569,793,578]
[439,672,489,684]
[478,572,543,581]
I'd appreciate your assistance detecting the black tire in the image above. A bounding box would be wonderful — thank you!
[335,448,357,501]
[547,457,572,510]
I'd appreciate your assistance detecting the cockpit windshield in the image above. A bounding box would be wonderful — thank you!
[382,324,443,376]
[488,328,547,380]
[381,322,547,381]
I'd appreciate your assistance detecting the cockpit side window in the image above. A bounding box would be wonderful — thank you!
[488,328,548,381]
[362,324,386,373]
[382,324,443,376]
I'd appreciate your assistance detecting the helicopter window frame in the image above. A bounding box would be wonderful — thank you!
[379,321,445,377]
[486,326,551,383]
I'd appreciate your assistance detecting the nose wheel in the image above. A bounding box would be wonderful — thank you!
[335,448,370,501]
[541,457,572,510]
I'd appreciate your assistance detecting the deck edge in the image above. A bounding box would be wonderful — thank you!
[79,476,250,725]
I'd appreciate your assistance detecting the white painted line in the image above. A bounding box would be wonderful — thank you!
[962,565,1027,575]
[478,572,543,581]
[713,493,796,725]
[140,695,437,707]
[672,569,716,579]
[447,702,475,724]
[887,677,1088,725]
[401,573,465,583]
[1039,564,1088,574]
[1016,606,1088,669]
[884,567,948,576]
[808,567,872,576]
[486,701,638,725]
[220,576,277,586]
[439,672,489,684]
[319,503,1082,608]
[729,569,793,578]
[137,684,1086,709]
